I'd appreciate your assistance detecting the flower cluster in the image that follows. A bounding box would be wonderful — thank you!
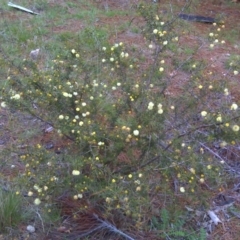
[208,22,226,48]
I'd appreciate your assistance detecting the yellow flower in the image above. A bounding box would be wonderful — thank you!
[180,187,185,193]
[220,141,227,148]
[72,170,80,176]
[159,67,164,72]
[230,103,238,110]
[11,94,21,100]
[71,49,76,54]
[216,115,222,122]
[189,168,196,174]
[148,102,154,110]
[28,191,33,196]
[199,178,205,183]
[201,111,207,117]
[1,102,7,108]
[62,92,69,97]
[232,125,239,132]
[34,198,41,205]
[136,186,141,191]
[133,130,139,136]
[207,165,212,170]
[224,88,229,95]
[73,195,78,200]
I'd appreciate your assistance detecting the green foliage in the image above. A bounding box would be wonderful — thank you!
[151,208,206,240]
[225,54,240,73]
[0,189,25,232]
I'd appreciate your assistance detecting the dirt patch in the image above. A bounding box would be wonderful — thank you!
[94,0,138,10]
[51,19,84,33]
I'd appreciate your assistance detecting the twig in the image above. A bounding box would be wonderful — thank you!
[207,210,221,225]
[199,142,240,176]
[67,224,105,239]
[35,209,45,232]
[199,142,226,162]
[93,214,135,240]
[67,213,135,240]
[8,2,39,15]
[229,209,240,219]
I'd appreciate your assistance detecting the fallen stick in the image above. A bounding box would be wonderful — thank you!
[8,2,39,15]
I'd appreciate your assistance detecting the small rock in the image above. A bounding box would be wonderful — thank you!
[26,225,35,233]
[30,49,40,60]
[45,126,54,133]
[45,142,54,149]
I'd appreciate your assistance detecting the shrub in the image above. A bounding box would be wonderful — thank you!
[0,1,239,238]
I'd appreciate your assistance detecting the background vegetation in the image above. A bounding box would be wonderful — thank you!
[0,0,240,239]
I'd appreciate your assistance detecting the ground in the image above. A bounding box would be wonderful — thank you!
[0,0,240,239]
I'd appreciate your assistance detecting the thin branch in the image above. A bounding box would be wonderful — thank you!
[35,209,45,233]
[93,214,135,240]
[199,142,240,176]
